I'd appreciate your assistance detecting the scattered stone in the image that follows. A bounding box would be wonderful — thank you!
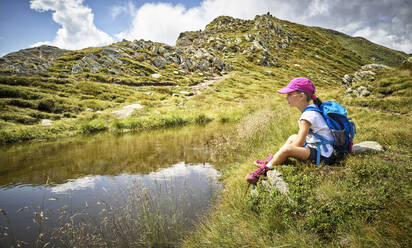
[265,70,273,75]
[361,64,390,70]
[173,71,179,75]
[199,59,210,71]
[151,73,162,79]
[357,86,371,97]
[179,91,193,96]
[111,104,144,119]
[261,169,289,194]
[252,40,264,50]
[85,108,93,111]
[41,119,53,126]
[353,141,383,153]
[342,74,353,85]
[152,57,167,68]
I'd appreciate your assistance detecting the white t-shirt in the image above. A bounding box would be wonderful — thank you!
[299,104,334,158]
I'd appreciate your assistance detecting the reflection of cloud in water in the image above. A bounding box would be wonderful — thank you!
[148,162,219,181]
[49,163,218,193]
[51,176,98,193]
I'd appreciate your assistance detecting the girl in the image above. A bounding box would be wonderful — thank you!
[246,77,334,184]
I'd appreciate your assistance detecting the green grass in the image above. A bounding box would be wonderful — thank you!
[181,67,412,248]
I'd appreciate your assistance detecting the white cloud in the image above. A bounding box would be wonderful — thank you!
[111,1,136,19]
[117,0,412,53]
[30,0,113,50]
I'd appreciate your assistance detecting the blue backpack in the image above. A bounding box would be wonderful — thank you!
[303,101,356,165]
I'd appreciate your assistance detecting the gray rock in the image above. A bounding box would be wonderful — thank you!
[243,33,251,41]
[353,141,383,153]
[260,169,289,195]
[344,87,354,95]
[41,119,53,126]
[357,86,371,97]
[101,48,122,60]
[353,70,375,83]
[111,104,144,119]
[151,73,162,79]
[252,40,264,50]
[153,57,167,68]
[179,91,193,96]
[361,64,390,70]
[342,74,353,85]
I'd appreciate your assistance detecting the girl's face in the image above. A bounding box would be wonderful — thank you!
[286,91,305,107]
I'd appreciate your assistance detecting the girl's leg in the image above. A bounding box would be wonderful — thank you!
[266,135,310,168]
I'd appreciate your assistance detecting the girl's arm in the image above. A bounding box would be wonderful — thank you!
[292,119,311,147]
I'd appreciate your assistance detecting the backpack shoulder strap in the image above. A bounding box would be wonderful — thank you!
[303,105,321,114]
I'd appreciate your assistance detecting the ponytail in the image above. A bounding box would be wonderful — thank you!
[302,91,323,108]
[313,97,323,108]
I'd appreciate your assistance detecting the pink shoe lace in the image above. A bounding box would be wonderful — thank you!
[254,154,273,166]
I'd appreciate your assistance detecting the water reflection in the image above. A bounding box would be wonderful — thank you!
[0,123,228,247]
[0,124,224,186]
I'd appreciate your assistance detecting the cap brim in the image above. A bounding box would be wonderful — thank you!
[277,87,295,94]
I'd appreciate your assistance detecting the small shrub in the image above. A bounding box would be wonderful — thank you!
[38,98,56,112]
[0,112,38,124]
[80,119,108,133]
[194,113,213,124]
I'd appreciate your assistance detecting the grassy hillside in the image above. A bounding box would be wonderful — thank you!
[0,13,381,145]
[314,27,408,67]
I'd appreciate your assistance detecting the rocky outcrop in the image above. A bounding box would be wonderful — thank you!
[343,64,390,97]
[176,13,291,68]
[1,13,296,79]
[0,45,67,75]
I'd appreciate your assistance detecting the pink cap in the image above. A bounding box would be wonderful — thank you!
[277,77,315,95]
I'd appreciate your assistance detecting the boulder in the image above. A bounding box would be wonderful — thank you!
[199,59,210,71]
[111,104,144,119]
[41,119,53,126]
[357,86,371,97]
[152,57,167,68]
[353,141,383,153]
[342,74,353,86]
[151,73,162,79]
[261,169,289,194]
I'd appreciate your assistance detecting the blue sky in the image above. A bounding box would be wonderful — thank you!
[1,0,411,57]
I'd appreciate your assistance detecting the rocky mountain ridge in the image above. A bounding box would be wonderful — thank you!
[0,14,301,80]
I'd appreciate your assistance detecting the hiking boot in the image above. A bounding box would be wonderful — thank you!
[254,153,273,167]
[245,165,270,184]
